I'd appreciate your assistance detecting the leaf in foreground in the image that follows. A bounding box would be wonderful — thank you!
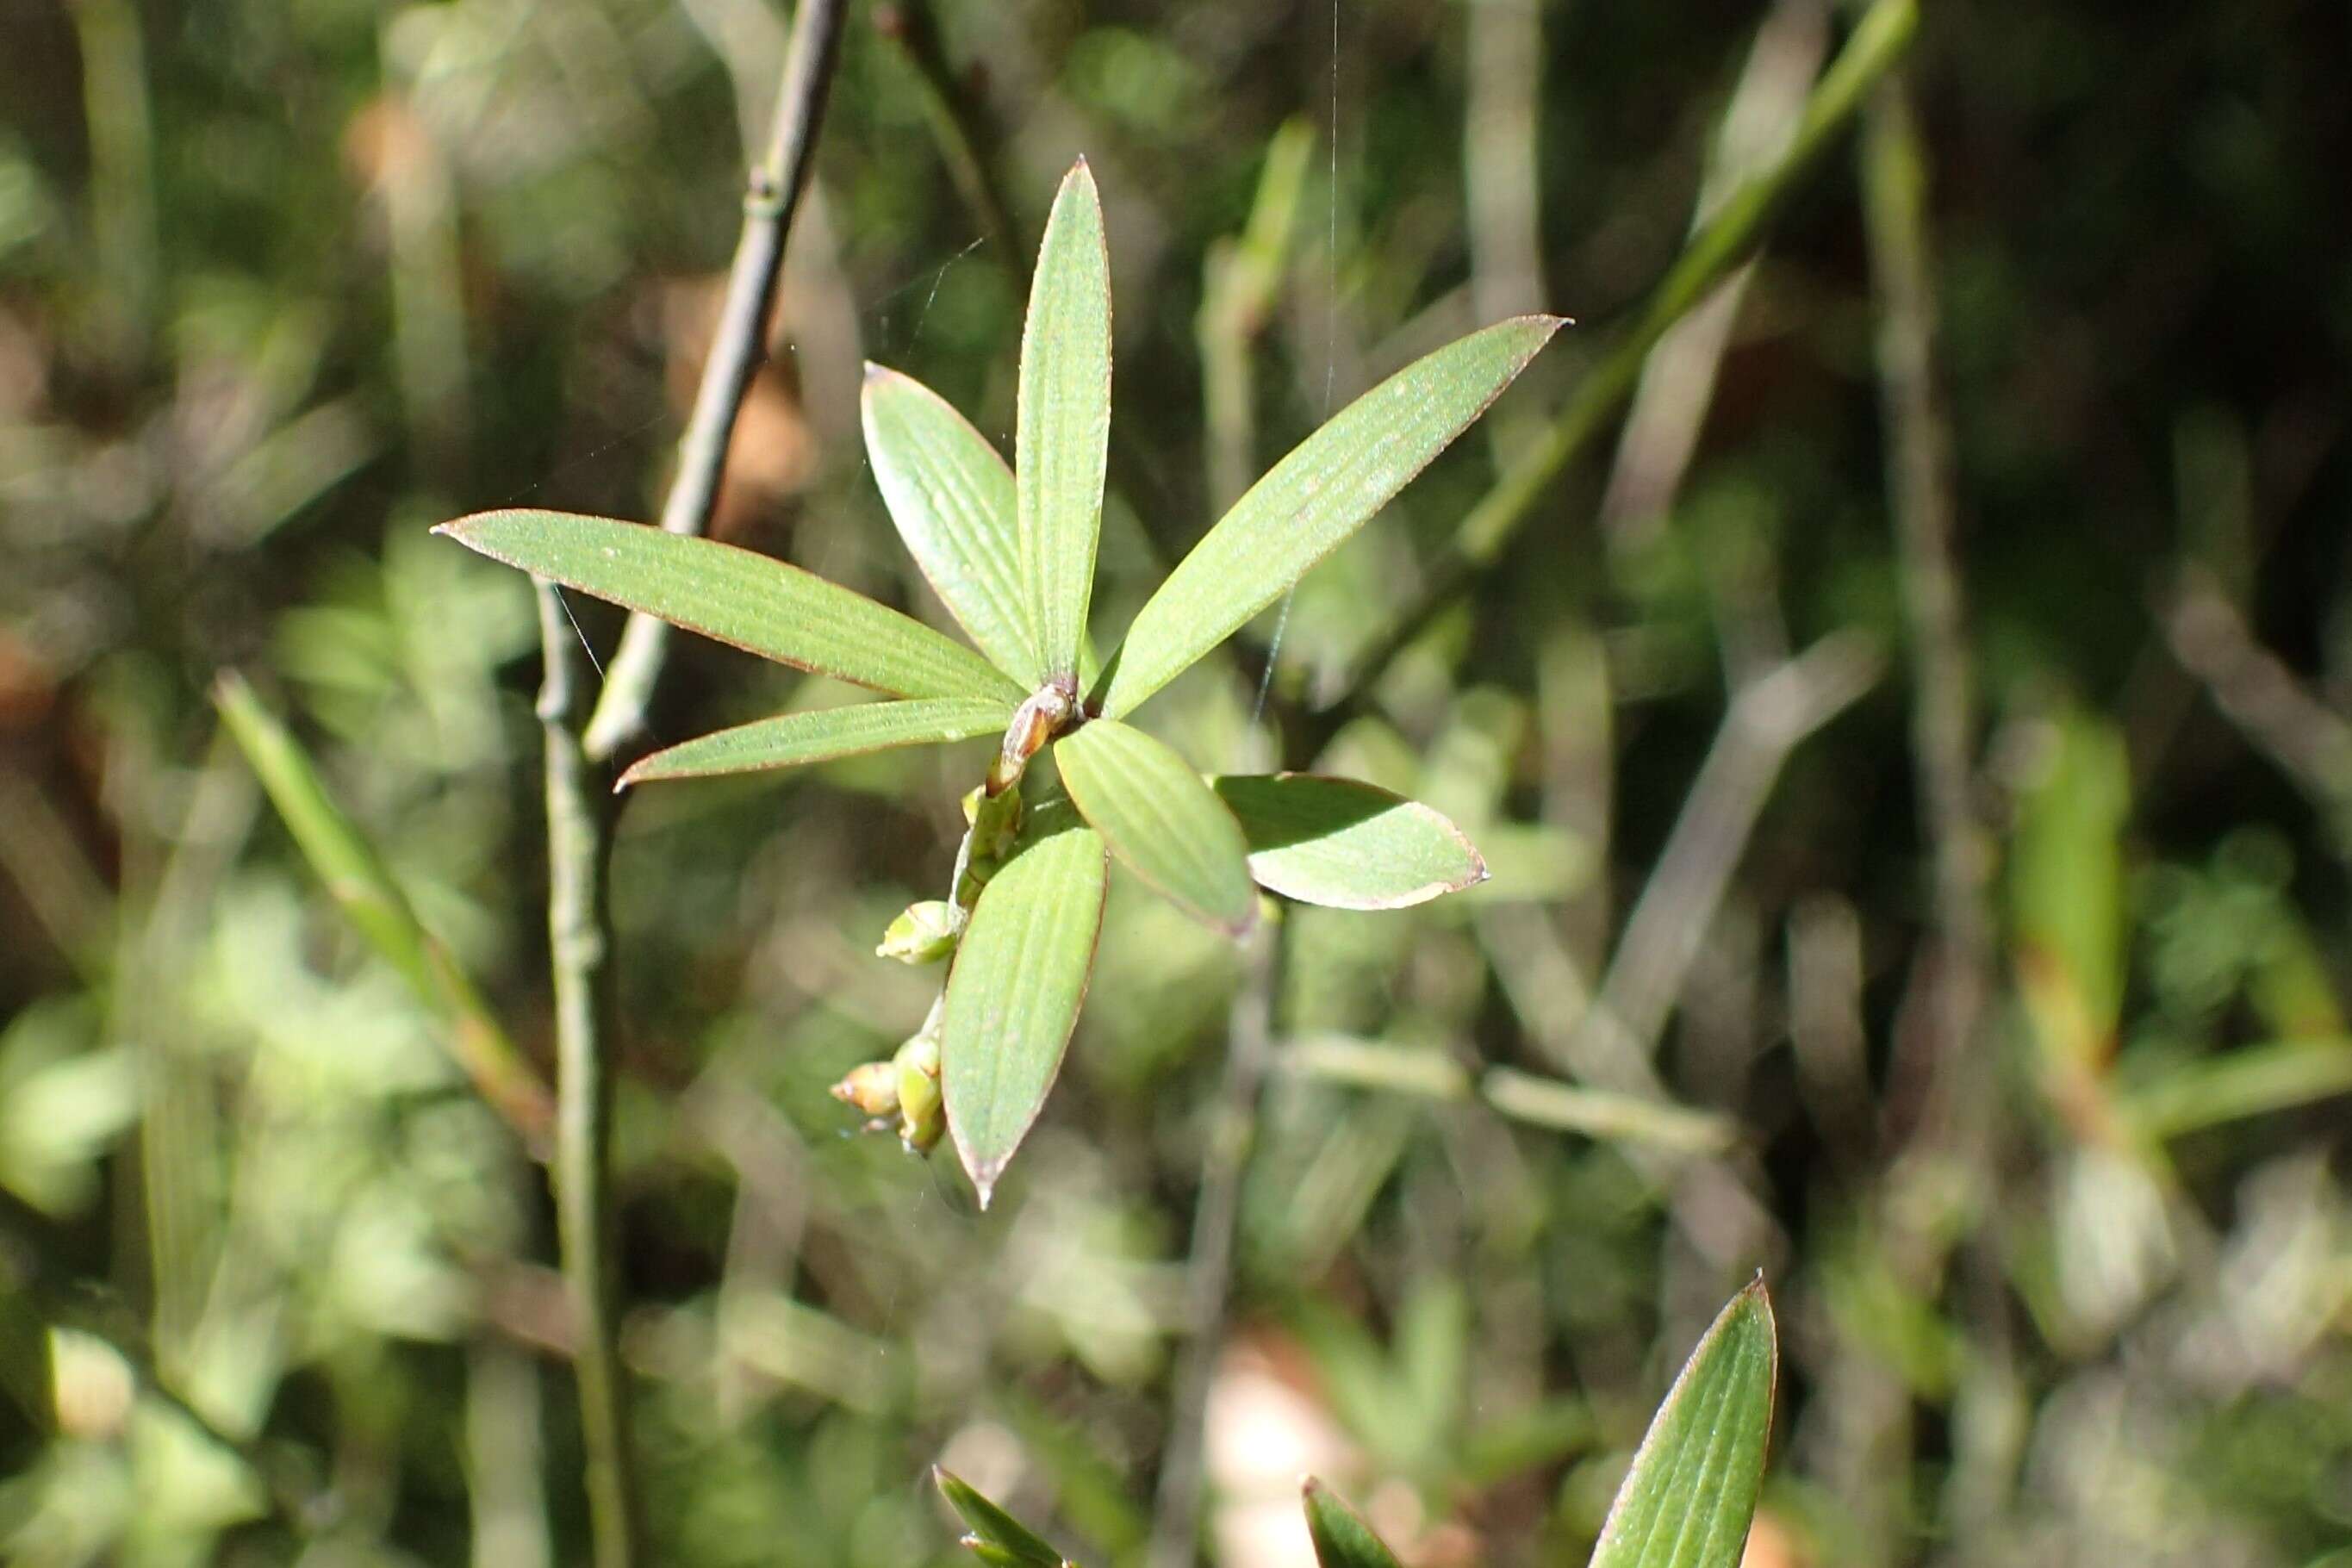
[1213,774,1485,910]
[1093,313,1565,719]
[1590,1279,1779,1568]
[435,509,1021,702]
[619,696,1011,787]
[934,1468,1071,1568]
[941,819,1108,1204]
[1302,1478,1404,1568]
[863,364,1039,686]
[1056,719,1256,935]
[1015,159,1112,681]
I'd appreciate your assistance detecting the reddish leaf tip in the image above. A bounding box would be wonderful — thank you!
[862,359,892,385]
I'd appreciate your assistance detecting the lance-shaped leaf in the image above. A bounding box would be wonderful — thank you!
[863,365,1040,686]
[934,1469,1071,1568]
[942,818,1108,1205]
[1590,1279,1779,1568]
[1302,1479,1404,1568]
[435,509,1022,702]
[618,696,1011,787]
[1056,719,1256,936]
[1016,159,1112,681]
[1213,774,1486,909]
[1093,314,1565,719]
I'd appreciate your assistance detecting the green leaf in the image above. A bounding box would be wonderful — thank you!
[1056,719,1256,935]
[1094,314,1565,719]
[617,697,1011,787]
[1590,1280,1779,1568]
[1212,774,1486,909]
[434,509,1021,702]
[862,364,1040,686]
[1301,1479,1404,1568]
[941,818,1108,1205]
[1016,159,1112,681]
[934,1469,1071,1568]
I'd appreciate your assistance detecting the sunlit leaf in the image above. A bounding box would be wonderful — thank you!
[1016,159,1112,681]
[1213,774,1486,909]
[934,1468,1071,1568]
[942,817,1108,1205]
[435,509,1021,702]
[618,697,1012,787]
[863,364,1040,686]
[1302,1478,1403,1568]
[1056,719,1255,935]
[1093,314,1565,719]
[1590,1280,1778,1568]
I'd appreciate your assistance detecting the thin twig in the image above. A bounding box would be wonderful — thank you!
[1318,0,1917,721]
[874,0,1021,271]
[536,584,640,1568]
[1147,921,1284,1568]
[2160,567,2352,832]
[1571,631,1882,1068]
[1597,0,1830,548]
[1860,78,1996,1158]
[582,0,851,764]
[529,17,851,1558]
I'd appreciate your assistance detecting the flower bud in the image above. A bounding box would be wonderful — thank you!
[828,1061,899,1118]
[875,900,959,964]
[893,1033,944,1154]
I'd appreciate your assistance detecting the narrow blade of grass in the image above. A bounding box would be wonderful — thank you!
[213,671,551,1143]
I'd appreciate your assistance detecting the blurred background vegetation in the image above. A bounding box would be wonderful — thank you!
[3,0,2350,1564]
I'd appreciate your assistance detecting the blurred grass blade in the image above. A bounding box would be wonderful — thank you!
[2010,707,2130,1071]
[1095,314,1564,719]
[934,1468,1072,1567]
[942,818,1108,1205]
[1590,1279,1778,1568]
[435,509,1022,702]
[214,672,552,1142]
[1302,1478,1403,1568]
[1480,1069,1735,1153]
[1016,159,1112,681]
[1213,774,1487,909]
[1056,720,1256,935]
[618,697,1011,787]
[2121,1037,2352,1141]
[863,364,1041,685]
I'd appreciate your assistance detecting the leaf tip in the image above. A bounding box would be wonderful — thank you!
[862,358,893,387]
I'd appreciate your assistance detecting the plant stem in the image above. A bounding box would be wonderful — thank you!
[582,0,851,765]
[1320,0,1917,719]
[1597,0,1830,546]
[536,583,639,1568]
[875,0,1021,271]
[1573,631,1882,1069]
[1147,920,1284,1568]
[1860,78,1996,1152]
[530,17,851,1555]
